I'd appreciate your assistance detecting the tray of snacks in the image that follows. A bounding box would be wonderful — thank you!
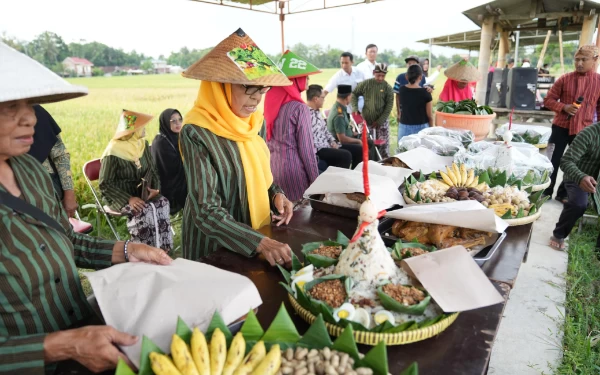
[378,218,507,266]
[308,193,402,219]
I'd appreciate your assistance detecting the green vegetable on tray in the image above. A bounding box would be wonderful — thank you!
[436,99,494,116]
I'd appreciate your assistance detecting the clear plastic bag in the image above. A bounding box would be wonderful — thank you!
[418,127,475,148]
[398,134,465,156]
[455,142,553,186]
[495,124,552,145]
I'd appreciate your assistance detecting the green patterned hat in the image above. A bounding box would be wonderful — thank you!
[278,50,321,78]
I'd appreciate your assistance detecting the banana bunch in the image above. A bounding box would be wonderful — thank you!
[149,328,281,375]
[440,163,487,191]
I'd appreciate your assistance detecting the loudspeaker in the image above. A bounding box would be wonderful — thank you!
[487,68,508,107]
[485,71,493,105]
[507,68,538,110]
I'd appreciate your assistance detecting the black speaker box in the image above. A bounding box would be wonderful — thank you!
[507,68,538,110]
[485,71,493,105]
[487,68,507,107]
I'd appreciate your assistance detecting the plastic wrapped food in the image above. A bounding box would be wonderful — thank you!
[495,124,551,145]
[454,142,553,187]
[397,134,465,156]
[418,127,475,148]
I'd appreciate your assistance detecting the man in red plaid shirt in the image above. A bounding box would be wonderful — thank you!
[543,45,600,202]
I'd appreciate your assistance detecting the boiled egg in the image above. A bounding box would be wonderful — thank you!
[333,303,356,322]
[374,310,396,326]
[352,307,371,328]
[292,264,314,280]
[291,273,313,297]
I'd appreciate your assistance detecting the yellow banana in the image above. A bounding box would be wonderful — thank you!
[222,333,246,375]
[171,335,199,375]
[465,169,475,187]
[210,328,227,375]
[439,170,454,187]
[150,352,183,375]
[475,182,488,191]
[459,164,467,186]
[452,163,460,181]
[191,328,210,375]
[233,341,266,375]
[446,167,458,186]
[251,344,281,375]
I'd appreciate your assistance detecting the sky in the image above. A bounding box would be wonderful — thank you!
[1,0,492,58]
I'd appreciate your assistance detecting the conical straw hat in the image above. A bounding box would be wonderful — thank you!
[0,42,88,104]
[183,28,291,87]
[444,60,481,82]
[278,50,321,78]
[112,109,154,139]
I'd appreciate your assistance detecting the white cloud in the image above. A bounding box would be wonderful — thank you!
[2,0,489,58]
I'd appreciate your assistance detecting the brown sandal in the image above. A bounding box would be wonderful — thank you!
[549,236,566,251]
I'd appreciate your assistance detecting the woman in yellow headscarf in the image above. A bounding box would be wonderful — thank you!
[99,109,173,252]
[179,28,295,267]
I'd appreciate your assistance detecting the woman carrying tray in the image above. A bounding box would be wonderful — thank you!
[179,29,295,267]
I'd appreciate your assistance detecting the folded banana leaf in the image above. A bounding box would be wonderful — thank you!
[377,284,432,315]
[115,305,409,375]
[391,241,436,260]
[302,240,345,268]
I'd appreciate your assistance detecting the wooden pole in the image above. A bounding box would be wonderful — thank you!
[559,30,565,74]
[476,17,494,104]
[580,14,598,45]
[537,30,552,69]
[429,38,432,66]
[497,31,509,68]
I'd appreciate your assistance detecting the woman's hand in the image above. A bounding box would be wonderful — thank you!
[44,326,138,373]
[128,242,172,265]
[147,187,160,201]
[62,190,78,218]
[128,197,145,213]
[272,193,293,226]
[257,237,292,267]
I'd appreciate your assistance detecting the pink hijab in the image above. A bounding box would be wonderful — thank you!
[263,76,308,140]
[439,79,475,102]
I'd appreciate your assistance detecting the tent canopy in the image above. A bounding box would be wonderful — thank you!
[189,0,383,15]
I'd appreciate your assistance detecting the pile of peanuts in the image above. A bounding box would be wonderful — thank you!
[276,346,376,375]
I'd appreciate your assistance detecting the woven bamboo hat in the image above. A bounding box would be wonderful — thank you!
[182,28,291,87]
[0,42,88,104]
[112,109,154,140]
[444,60,481,82]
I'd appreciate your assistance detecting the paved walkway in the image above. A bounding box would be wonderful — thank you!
[488,178,568,374]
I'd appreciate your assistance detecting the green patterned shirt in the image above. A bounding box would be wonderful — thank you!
[0,154,116,374]
[351,78,394,125]
[179,123,283,260]
[41,135,74,191]
[560,122,600,212]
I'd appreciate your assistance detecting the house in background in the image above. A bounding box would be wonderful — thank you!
[167,65,183,74]
[151,59,168,74]
[62,57,94,77]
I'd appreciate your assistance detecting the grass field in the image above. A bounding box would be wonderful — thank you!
[47,68,447,211]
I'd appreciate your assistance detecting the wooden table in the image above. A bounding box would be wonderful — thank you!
[199,205,533,375]
[490,107,555,128]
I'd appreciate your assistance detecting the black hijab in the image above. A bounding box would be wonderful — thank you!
[420,58,429,78]
[152,108,187,214]
[158,108,181,150]
[28,105,61,163]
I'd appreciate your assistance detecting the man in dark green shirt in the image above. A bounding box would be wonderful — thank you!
[326,85,376,163]
[550,122,600,253]
[351,63,394,158]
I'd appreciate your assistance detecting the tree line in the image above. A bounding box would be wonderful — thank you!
[1,30,577,76]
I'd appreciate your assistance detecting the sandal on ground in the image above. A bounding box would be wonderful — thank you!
[554,196,568,204]
[549,236,566,251]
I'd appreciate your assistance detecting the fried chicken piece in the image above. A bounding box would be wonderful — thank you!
[391,220,408,236]
[459,228,492,239]
[397,224,432,245]
[382,157,409,168]
[440,236,487,249]
[345,192,366,204]
[427,224,458,247]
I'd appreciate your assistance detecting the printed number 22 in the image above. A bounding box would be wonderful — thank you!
[280,58,306,70]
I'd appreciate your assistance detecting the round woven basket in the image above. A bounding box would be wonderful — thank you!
[288,295,459,346]
[503,208,542,226]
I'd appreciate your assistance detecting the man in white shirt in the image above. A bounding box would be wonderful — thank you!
[323,52,365,97]
[356,44,378,80]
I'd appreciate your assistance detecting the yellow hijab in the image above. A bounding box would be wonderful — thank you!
[184,81,273,229]
[101,128,146,162]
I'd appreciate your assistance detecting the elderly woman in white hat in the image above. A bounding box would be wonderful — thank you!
[0,42,171,374]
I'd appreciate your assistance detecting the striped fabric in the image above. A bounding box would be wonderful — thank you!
[544,71,600,135]
[560,122,600,212]
[179,123,284,260]
[351,79,394,126]
[0,154,115,374]
[99,141,160,211]
[267,101,319,201]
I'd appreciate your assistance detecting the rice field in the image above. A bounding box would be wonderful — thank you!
[44,68,446,209]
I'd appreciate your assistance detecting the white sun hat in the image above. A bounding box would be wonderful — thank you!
[0,42,88,104]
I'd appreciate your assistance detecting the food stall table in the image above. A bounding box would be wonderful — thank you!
[199,205,533,374]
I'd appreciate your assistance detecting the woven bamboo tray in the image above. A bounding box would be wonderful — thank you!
[289,295,459,346]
